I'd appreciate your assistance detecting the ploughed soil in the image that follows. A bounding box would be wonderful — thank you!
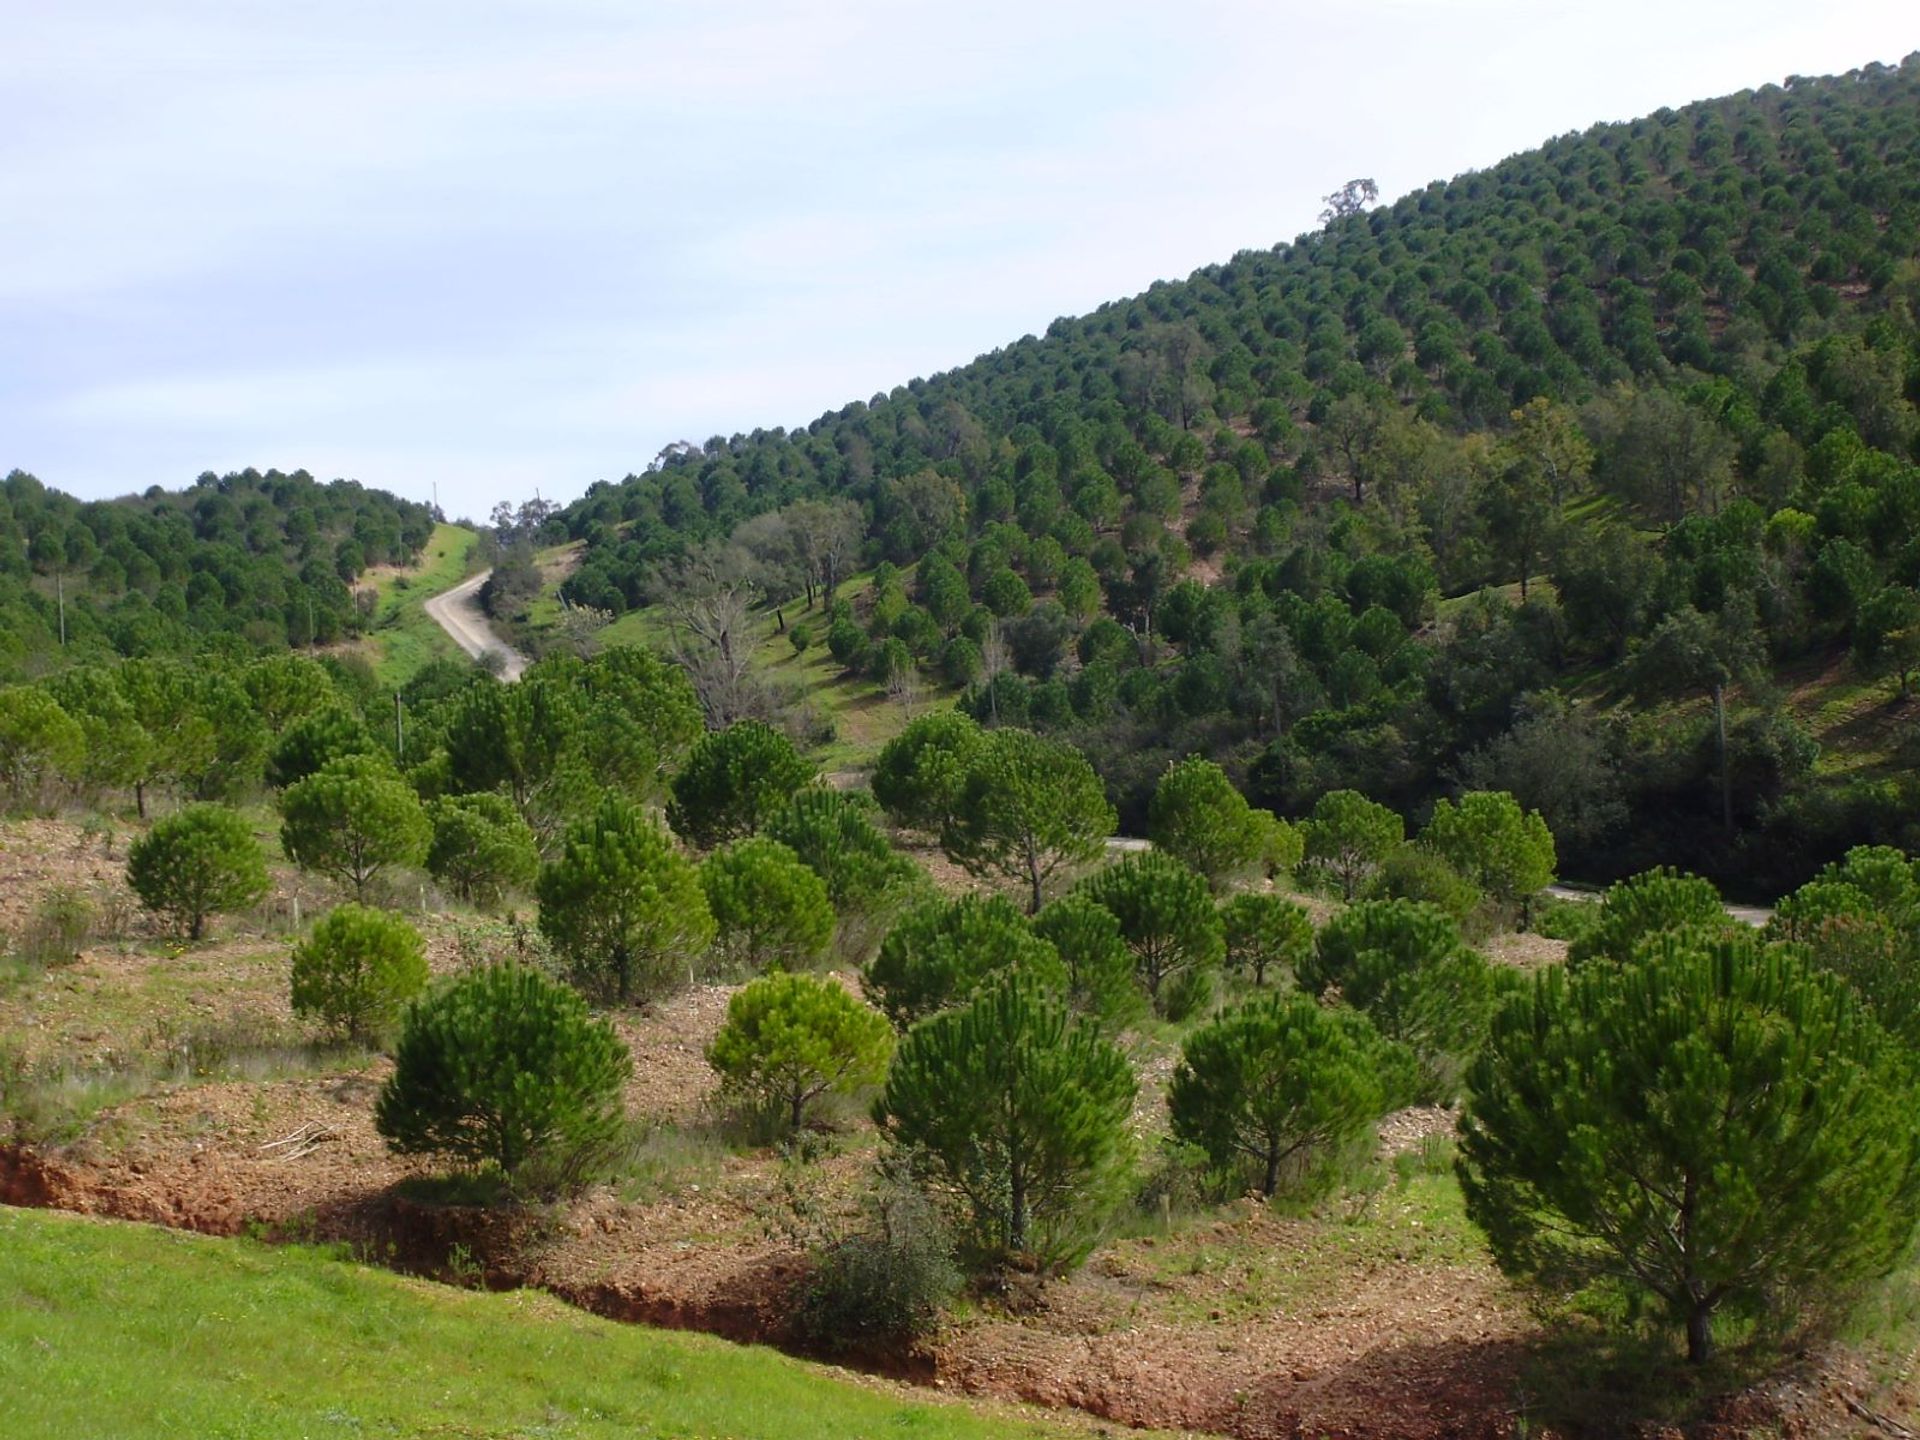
[1,818,1907,1440]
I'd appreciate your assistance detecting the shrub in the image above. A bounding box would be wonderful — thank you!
[667,720,814,849]
[766,788,922,918]
[707,972,893,1133]
[426,792,541,909]
[874,975,1136,1273]
[1302,899,1494,1102]
[126,804,270,941]
[1147,757,1267,890]
[290,904,428,1045]
[536,795,714,1005]
[1419,790,1556,922]
[796,1180,960,1352]
[1565,866,1729,965]
[1075,850,1224,1012]
[700,837,835,973]
[1169,992,1389,1197]
[375,964,632,1195]
[1461,932,1920,1364]
[1369,845,1484,930]
[1218,892,1313,987]
[863,893,1064,1028]
[279,754,431,899]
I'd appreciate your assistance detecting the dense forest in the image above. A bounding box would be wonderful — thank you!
[537,56,1920,894]
[0,468,437,679]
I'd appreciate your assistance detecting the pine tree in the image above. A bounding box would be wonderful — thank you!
[874,976,1136,1271]
[1460,932,1920,1364]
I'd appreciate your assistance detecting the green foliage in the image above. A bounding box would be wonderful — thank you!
[1420,790,1556,916]
[1566,867,1730,966]
[941,728,1115,913]
[1369,845,1484,929]
[1075,850,1224,1011]
[278,753,431,899]
[699,836,835,973]
[1169,992,1389,1197]
[1218,892,1313,987]
[1302,899,1494,1102]
[765,787,923,918]
[375,964,632,1194]
[1767,846,1920,1044]
[440,648,702,845]
[870,710,985,835]
[667,719,814,849]
[0,686,83,805]
[266,705,378,789]
[707,972,894,1133]
[125,804,270,941]
[874,975,1136,1272]
[289,903,428,1044]
[425,792,540,909]
[1460,932,1920,1364]
[795,1182,961,1352]
[1146,756,1267,891]
[864,893,1065,1028]
[1030,893,1144,1026]
[536,795,715,1005]
[1301,790,1404,900]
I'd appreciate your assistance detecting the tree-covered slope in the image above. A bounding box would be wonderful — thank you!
[541,55,1920,894]
[0,467,437,678]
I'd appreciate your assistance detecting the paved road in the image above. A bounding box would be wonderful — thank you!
[422,569,529,681]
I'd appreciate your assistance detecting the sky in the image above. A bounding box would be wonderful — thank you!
[5,2,1915,520]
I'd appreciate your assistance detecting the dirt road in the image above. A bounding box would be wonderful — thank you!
[422,569,529,680]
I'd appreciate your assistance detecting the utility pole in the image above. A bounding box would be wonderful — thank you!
[394,694,405,764]
[56,568,66,647]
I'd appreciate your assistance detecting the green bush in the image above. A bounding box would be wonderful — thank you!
[1565,867,1729,965]
[426,793,540,909]
[699,837,835,974]
[290,904,428,1045]
[375,964,632,1196]
[126,804,270,941]
[1169,991,1389,1197]
[668,721,813,849]
[795,1181,960,1353]
[863,892,1064,1028]
[707,972,893,1134]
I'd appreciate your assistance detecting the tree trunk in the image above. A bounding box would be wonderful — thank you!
[1026,845,1044,915]
[1008,1161,1027,1255]
[790,1089,805,1134]
[135,781,147,820]
[1686,1300,1714,1365]
[1263,1142,1280,1198]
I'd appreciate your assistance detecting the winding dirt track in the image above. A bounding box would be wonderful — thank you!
[422,569,529,680]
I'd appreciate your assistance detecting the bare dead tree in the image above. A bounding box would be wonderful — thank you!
[655,544,759,726]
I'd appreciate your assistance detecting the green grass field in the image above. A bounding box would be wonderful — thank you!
[367,522,481,687]
[0,1207,1101,1440]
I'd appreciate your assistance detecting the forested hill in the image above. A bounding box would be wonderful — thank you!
[529,55,1920,895]
[0,468,437,678]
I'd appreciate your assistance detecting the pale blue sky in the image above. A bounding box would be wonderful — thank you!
[5,1,1914,518]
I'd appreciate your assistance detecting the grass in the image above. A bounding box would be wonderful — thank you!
[0,1207,1106,1440]
[365,522,482,688]
[585,569,957,773]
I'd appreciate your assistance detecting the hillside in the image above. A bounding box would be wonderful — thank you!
[0,1208,1113,1440]
[512,55,1920,895]
[0,468,438,682]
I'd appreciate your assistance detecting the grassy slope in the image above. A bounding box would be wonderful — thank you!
[585,567,956,773]
[0,1208,1099,1440]
[363,522,481,688]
